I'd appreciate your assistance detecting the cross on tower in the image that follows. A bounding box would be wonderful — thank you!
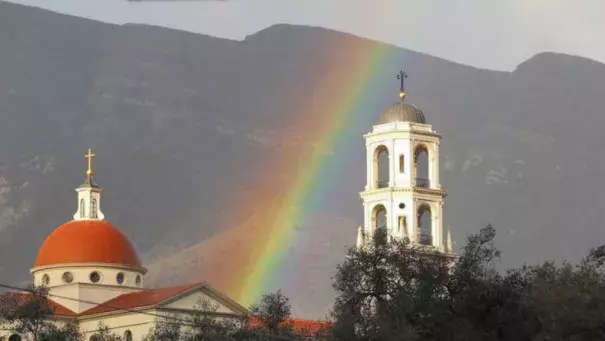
[85,149,95,176]
[397,70,408,100]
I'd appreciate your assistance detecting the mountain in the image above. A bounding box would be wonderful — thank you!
[2,1,605,317]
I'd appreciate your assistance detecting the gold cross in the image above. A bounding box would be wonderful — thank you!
[85,149,95,175]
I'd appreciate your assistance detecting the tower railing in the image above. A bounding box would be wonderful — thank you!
[419,234,433,246]
[415,178,430,188]
[376,180,389,188]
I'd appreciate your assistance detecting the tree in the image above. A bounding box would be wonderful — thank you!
[182,298,243,341]
[517,247,605,341]
[41,322,84,341]
[0,286,82,341]
[329,224,605,341]
[249,290,293,336]
[143,298,246,341]
[142,317,182,341]
[329,225,519,341]
[89,322,121,341]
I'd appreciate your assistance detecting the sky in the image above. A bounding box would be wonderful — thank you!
[4,0,605,71]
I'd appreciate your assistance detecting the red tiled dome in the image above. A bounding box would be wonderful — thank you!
[34,220,142,269]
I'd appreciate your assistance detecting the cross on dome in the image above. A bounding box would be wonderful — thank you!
[397,70,408,100]
[85,148,95,176]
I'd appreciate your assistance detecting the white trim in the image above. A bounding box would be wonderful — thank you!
[31,263,147,275]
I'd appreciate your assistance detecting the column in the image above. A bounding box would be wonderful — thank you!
[366,144,372,190]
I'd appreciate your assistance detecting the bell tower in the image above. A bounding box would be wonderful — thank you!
[357,71,451,252]
[73,148,105,221]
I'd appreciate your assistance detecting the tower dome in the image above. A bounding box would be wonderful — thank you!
[380,101,426,124]
[379,70,427,124]
[34,220,142,269]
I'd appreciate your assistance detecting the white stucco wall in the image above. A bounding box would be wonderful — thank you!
[360,120,446,251]
[31,264,145,314]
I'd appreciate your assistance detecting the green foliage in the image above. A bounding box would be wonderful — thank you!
[329,224,605,341]
[0,286,82,341]
[143,298,248,341]
[249,290,293,336]
[142,317,182,341]
[182,298,244,341]
[143,291,306,341]
[89,322,121,341]
[41,322,83,341]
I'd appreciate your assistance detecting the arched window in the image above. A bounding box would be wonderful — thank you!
[399,154,405,173]
[414,145,430,188]
[79,199,85,218]
[372,205,387,232]
[417,204,432,246]
[123,330,133,341]
[9,335,21,341]
[373,145,389,188]
[91,198,97,219]
[372,204,388,245]
[398,216,408,238]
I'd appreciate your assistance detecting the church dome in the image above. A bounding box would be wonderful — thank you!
[380,101,426,124]
[34,220,142,269]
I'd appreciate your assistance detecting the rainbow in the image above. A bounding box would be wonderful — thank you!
[220,37,405,307]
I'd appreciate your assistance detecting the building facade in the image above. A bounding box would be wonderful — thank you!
[1,150,249,341]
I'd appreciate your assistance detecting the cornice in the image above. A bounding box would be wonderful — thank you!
[364,128,442,140]
[359,187,447,199]
[31,263,148,275]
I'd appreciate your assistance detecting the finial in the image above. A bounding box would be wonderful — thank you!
[85,149,95,176]
[397,70,408,101]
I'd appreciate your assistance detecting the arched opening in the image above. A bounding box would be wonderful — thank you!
[9,335,21,341]
[372,204,387,232]
[79,199,85,218]
[123,330,133,341]
[372,205,388,245]
[42,274,50,286]
[89,335,99,341]
[398,216,409,239]
[417,204,432,246]
[399,154,405,173]
[91,198,97,219]
[373,145,389,188]
[414,145,430,188]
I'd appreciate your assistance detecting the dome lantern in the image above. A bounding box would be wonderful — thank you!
[73,149,104,221]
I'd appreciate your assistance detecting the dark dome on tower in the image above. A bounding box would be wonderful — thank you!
[380,101,426,124]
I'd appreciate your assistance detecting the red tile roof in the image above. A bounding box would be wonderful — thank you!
[80,282,201,316]
[0,292,76,317]
[248,317,331,335]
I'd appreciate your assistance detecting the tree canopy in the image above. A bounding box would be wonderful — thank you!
[328,225,605,341]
